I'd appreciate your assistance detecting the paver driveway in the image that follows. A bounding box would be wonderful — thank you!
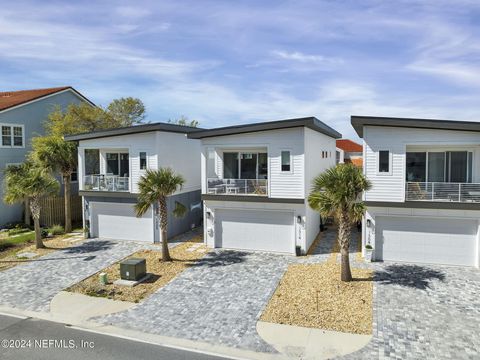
[0,239,145,312]
[98,250,294,352]
[344,262,480,360]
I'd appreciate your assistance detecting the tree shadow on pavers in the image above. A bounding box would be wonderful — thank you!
[374,264,446,290]
[61,240,116,254]
[189,250,249,268]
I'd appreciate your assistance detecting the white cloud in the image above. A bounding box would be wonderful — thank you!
[272,50,343,64]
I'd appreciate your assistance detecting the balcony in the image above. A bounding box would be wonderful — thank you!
[207,178,267,196]
[83,175,129,192]
[406,182,480,203]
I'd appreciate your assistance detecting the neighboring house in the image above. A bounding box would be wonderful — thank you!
[336,139,362,166]
[352,115,480,268]
[0,87,93,226]
[65,123,203,243]
[188,117,341,255]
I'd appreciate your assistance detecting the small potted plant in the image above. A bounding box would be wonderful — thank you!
[365,244,374,262]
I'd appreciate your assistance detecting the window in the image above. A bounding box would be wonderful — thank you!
[406,152,426,181]
[2,126,11,146]
[222,152,268,179]
[85,149,100,175]
[71,167,78,182]
[281,151,291,172]
[378,150,390,173]
[139,152,147,170]
[1,124,23,147]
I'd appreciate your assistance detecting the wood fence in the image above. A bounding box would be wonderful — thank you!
[39,195,83,227]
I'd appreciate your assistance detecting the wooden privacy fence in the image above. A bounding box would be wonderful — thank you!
[39,195,83,227]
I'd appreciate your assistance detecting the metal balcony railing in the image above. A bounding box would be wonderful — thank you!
[406,182,480,203]
[206,178,268,196]
[83,175,129,192]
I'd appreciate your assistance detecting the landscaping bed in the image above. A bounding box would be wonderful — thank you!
[261,234,373,335]
[67,235,207,303]
[0,230,84,271]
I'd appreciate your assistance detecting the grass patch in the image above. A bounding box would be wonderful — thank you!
[67,235,206,303]
[0,231,35,251]
[261,233,373,335]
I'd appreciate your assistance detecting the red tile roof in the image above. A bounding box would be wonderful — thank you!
[0,86,72,111]
[336,139,362,153]
[351,158,363,167]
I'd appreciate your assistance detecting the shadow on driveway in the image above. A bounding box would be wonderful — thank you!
[62,240,116,254]
[375,264,446,290]
[189,250,249,268]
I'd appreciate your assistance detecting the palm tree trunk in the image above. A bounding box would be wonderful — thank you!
[63,174,72,233]
[24,198,31,226]
[338,212,352,282]
[159,198,171,261]
[30,198,44,249]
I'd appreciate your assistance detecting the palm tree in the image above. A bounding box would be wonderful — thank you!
[3,162,59,249]
[31,135,77,233]
[135,168,187,261]
[308,164,371,282]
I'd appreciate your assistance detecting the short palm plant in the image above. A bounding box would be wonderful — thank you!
[308,164,371,282]
[3,162,59,249]
[135,168,187,261]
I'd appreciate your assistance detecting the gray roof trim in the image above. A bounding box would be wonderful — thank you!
[351,115,480,138]
[65,122,204,142]
[365,201,480,211]
[187,117,341,139]
[202,194,305,204]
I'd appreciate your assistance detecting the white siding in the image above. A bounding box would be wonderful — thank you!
[304,128,337,250]
[78,131,201,194]
[363,126,480,202]
[201,128,305,198]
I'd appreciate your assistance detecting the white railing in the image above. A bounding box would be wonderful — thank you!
[406,182,480,203]
[83,175,129,192]
[207,178,268,196]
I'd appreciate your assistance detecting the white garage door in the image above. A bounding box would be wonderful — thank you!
[376,216,477,266]
[215,209,295,254]
[91,202,154,242]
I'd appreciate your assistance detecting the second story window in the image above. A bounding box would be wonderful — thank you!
[378,150,390,173]
[281,150,291,172]
[1,125,24,147]
[140,152,147,170]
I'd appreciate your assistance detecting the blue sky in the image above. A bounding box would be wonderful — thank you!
[1,0,480,139]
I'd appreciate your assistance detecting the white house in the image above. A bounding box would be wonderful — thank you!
[65,123,203,243]
[352,115,480,267]
[188,117,341,255]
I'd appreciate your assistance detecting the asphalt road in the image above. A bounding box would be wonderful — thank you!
[0,314,230,360]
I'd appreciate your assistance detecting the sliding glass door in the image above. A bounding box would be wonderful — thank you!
[223,152,268,179]
[106,152,129,176]
[406,151,472,183]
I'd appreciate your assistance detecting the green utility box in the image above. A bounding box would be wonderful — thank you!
[120,258,146,281]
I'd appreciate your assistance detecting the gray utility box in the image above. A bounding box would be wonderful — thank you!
[120,258,146,281]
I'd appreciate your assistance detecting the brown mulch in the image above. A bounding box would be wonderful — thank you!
[0,233,85,271]
[67,236,207,303]
[260,232,373,335]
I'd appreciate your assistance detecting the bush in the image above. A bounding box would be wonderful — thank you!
[41,228,49,239]
[365,244,373,250]
[49,224,65,235]
[8,228,31,236]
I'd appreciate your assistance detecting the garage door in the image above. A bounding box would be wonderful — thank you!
[376,216,477,266]
[215,209,295,253]
[91,202,154,242]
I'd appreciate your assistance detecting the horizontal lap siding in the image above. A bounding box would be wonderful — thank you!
[201,128,305,199]
[364,126,480,202]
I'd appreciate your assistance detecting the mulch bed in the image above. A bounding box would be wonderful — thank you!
[260,232,373,335]
[0,233,84,271]
[67,236,207,303]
